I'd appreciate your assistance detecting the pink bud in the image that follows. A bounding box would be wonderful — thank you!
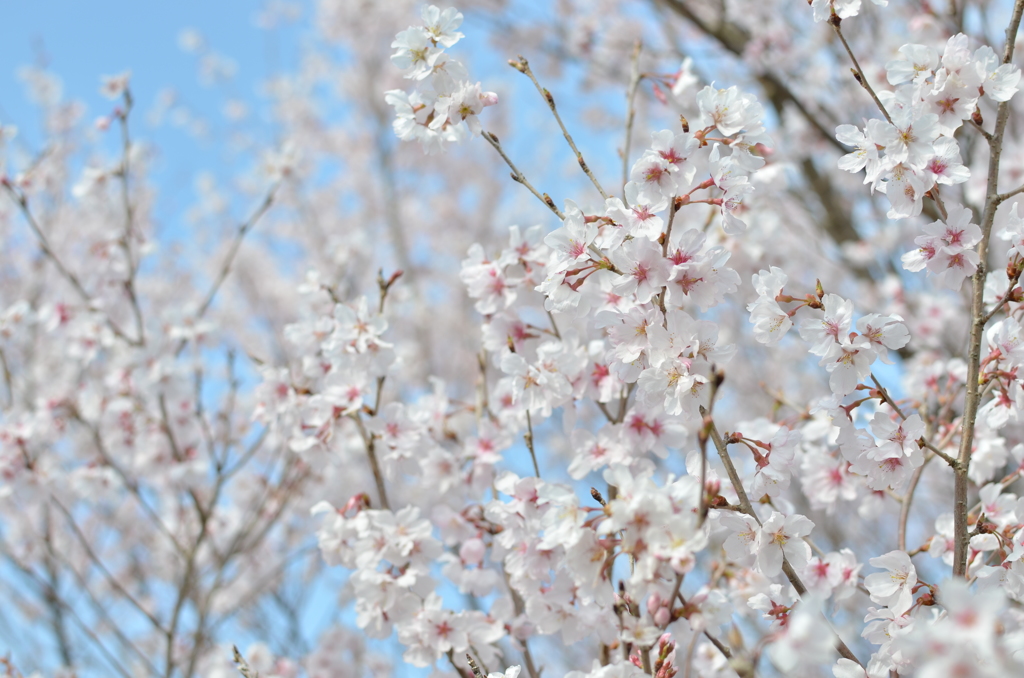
[459,538,486,565]
[646,593,662,615]
[341,493,370,515]
[652,82,668,105]
[480,91,499,108]
[511,618,534,641]
[653,607,670,627]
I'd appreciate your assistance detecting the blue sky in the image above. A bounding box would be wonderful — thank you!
[0,1,289,130]
[0,0,309,224]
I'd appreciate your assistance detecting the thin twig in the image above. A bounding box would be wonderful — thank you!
[922,440,958,468]
[700,407,863,667]
[622,41,644,198]
[511,56,609,200]
[481,130,564,219]
[525,409,540,477]
[982,273,1022,325]
[830,17,894,124]
[352,413,391,511]
[997,182,1024,203]
[969,118,994,142]
[870,374,906,420]
[675,590,737,666]
[193,183,280,322]
[233,645,260,678]
[872,374,958,471]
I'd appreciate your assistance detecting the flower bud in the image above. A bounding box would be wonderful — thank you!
[459,537,486,565]
[653,606,670,627]
[646,593,662,615]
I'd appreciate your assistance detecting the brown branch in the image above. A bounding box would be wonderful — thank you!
[525,409,541,477]
[352,411,391,511]
[511,56,609,200]
[481,130,564,219]
[3,550,142,678]
[675,590,739,669]
[830,18,894,124]
[233,645,259,678]
[954,0,1024,578]
[699,407,862,667]
[982,272,1022,325]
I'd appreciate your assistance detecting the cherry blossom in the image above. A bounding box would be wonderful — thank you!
[12,2,1024,677]
[864,550,917,615]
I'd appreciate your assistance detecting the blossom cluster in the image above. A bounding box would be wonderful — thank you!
[385,5,497,152]
[836,33,1021,289]
[299,5,1024,678]
[747,267,910,395]
[11,1,1024,677]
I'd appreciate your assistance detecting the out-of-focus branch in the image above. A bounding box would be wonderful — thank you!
[0,347,12,409]
[41,508,73,667]
[2,183,141,346]
[2,551,142,678]
[50,497,167,634]
[622,41,644,196]
[192,183,280,325]
[656,0,846,153]
[69,409,187,556]
[114,87,146,346]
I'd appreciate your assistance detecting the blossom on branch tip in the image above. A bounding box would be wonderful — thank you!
[885,44,938,86]
[391,27,445,81]
[811,0,888,22]
[435,81,498,136]
[798,293,854,356]
[420,5,464,47]
[602,183,665,246]
[973,44,1022,102]
[749,298,792,345]
[695,85,764,137]
[545,200,598,273]
[100,71,131,99]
